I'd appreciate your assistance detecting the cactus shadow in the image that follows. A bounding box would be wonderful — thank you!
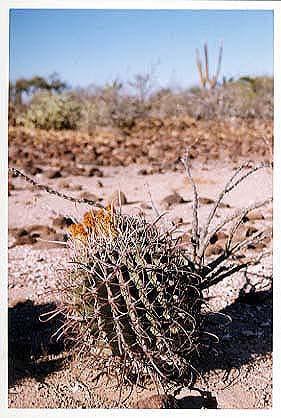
[176,393,218,409]
[8,300,66,387]
[197,287,272,375]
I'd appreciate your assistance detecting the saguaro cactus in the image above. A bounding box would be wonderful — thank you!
[196,42,223,89]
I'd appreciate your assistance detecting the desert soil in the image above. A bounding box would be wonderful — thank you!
[8,122,273,409]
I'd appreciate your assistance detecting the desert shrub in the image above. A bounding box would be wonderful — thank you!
[203,77,273,119]
[10,75,273,132]
[23,91,82,130]
[78,95,149,133]
[148,76,273,120]
[149,89,189,118]
[77,84,150,133]
[227,76,273,119]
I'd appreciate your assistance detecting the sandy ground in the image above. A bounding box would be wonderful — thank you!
[8,159,272,408]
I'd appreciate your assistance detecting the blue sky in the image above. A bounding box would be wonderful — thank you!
[9,9,273,90]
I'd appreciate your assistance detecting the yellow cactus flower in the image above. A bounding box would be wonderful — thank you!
[69,206,117,242]
[68,223,88,242]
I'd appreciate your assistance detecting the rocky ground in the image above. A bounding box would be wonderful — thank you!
[8,121,273,409]
[9,117,272,175]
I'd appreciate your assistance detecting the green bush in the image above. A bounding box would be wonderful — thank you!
[23,92,82,130]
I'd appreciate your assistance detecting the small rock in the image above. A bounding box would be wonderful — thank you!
[27,225,56,239]
[58,179,70,189]
[172,216,183,226]
[107,191,128,206]
[138,168,149,175]
[199,197,214,205]
[58,180,82,191]
[44,168,62,179]
[11,225,55,246]
[205,243,224,257]
[243,210,265,222]
[13,235,37,246]
[12,225,58,245]
[52,216,74,229]
[14,228,29,238]
[84,166,104,177]
[134,394,178,409]
[138,167,155,175]
[79,191,100,202]
[29,166,43,176]
[199,196,230,207]
[161,192,186,209]
[209,231,228,244]
[219,202,231,208]
[70,184,83,191]
[176,390,218,409]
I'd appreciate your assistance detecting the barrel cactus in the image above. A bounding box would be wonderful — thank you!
[60,205,204,390]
